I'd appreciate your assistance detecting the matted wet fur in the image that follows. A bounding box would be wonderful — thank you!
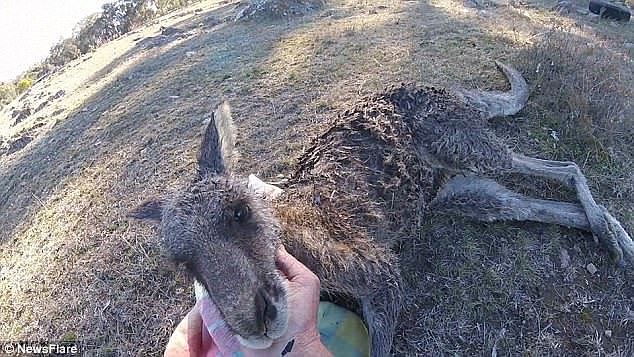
[131,63,633,356]
[271,83,516,354]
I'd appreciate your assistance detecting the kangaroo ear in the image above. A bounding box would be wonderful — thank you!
[128,199,163,222]
[198,101,235,177]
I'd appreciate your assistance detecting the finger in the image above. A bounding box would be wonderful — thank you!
[186,301,203,353]
[164,303,203,356]
[198,299,216,351]
[187,300,203,340]
[275,247,320,288]
[275,246,313,280]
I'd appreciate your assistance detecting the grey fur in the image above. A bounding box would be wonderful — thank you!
[433,175,591,230]
[131,62,633,356]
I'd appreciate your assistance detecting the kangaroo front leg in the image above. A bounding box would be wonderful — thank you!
[511,154,634,265]
[320,256,403,357]
[361,282,403,357]
[284,236,403,357]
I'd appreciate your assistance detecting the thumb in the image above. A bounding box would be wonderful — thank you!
[164,302,203,356]
[275,246,320,289]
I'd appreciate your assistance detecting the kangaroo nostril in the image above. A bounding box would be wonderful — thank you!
[265,297,277,321]
[255,287,277,329]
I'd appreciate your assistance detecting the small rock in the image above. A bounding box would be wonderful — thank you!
[605,330,612,338]
[186,51,197,58]
[586,263,598,275]
[560,248,571,268]
[589,0,631,21]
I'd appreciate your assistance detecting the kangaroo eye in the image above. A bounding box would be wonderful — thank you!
[233,204,250,222]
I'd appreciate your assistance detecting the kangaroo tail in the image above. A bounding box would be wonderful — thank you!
[453,61,529,119]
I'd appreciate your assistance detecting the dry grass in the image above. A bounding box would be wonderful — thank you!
[505,26,634,230]
[0,0,632,355]
[514,28,633,159]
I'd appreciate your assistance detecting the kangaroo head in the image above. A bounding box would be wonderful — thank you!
[130,102,288,349]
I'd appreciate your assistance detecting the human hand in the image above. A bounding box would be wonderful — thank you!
[164,299,216,357]
[165,246,331,356]
[240,245,329,356]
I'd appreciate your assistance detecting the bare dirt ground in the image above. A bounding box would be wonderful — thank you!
[0,0,632,355]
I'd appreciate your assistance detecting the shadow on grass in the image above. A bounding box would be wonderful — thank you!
[0,3,314,243]
[0,2,336,352]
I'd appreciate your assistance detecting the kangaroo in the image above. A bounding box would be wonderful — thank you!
[130,62,633,356]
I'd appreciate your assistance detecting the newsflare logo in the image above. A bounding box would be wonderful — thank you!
[1,341,80,355]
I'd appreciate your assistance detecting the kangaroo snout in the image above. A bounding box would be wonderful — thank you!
[255,286,278,329]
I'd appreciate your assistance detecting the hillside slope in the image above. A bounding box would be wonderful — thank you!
[0,0,632,355]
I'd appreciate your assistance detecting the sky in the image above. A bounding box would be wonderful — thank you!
[0,0,110,82]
